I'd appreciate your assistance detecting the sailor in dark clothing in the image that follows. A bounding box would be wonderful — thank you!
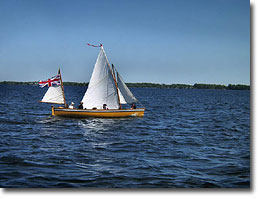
[131,103,136,109]
[103,104,107,110]
[78,101,83,109]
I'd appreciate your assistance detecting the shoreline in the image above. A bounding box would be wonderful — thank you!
[0,81,250,90]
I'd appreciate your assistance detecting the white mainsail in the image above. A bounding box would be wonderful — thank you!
[82,46,120,109]
[117,71,138,104]
[41,85,65,104]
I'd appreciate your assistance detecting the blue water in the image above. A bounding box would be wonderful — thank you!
[0,85,250,188]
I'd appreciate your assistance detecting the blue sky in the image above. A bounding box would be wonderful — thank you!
[0,0,250,85]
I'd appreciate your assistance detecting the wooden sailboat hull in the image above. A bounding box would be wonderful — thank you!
[52,107,145,118]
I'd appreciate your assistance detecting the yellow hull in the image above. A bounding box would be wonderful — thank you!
[52,107,145,118]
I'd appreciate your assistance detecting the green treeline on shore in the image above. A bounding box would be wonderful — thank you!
[193,83,250,90]
[63,82,89,86]
[0,81,250,90]
[0,81,89,87]
[126,83,250,90]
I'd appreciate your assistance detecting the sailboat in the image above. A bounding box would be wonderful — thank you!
[39,44,145,118]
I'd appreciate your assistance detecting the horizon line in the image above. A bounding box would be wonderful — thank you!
[0,80,250,86]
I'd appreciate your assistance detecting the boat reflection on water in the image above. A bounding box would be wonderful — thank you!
[78,117,135,135]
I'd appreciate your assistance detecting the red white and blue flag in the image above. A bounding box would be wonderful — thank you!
[39,74,61,88]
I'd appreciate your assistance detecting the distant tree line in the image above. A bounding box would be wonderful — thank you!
[193,83,250,90]
[126,83,250,90]
[193,83,226,90]
[0,81,89,86]
[63,82,89,86]
[0,81,250,90]
[226,84,250,90]
[0,81,36,85]
[126,83,193,89]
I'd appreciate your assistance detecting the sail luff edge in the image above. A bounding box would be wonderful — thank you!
[101,47,121,109]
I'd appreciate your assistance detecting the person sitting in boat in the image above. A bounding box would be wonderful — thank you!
[69,102,75,109]
[78,101,83,109]
[131,103,136,109]
[103,104,107,110]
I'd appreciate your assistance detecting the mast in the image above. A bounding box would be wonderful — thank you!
[58,68,66,106]
[101,46,122,109]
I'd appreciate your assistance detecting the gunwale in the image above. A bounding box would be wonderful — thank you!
[52,107,145,118]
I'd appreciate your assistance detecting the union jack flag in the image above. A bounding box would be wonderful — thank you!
[39,74,61,88]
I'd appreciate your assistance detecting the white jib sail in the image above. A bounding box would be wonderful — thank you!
[41,85,65,104]
[117,72,138,104]
[118,88,127,104]
[82,46,120,109]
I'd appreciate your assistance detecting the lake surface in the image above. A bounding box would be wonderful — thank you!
[0,85,250,188]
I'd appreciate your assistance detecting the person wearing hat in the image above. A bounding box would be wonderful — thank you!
[69,102,75,109]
